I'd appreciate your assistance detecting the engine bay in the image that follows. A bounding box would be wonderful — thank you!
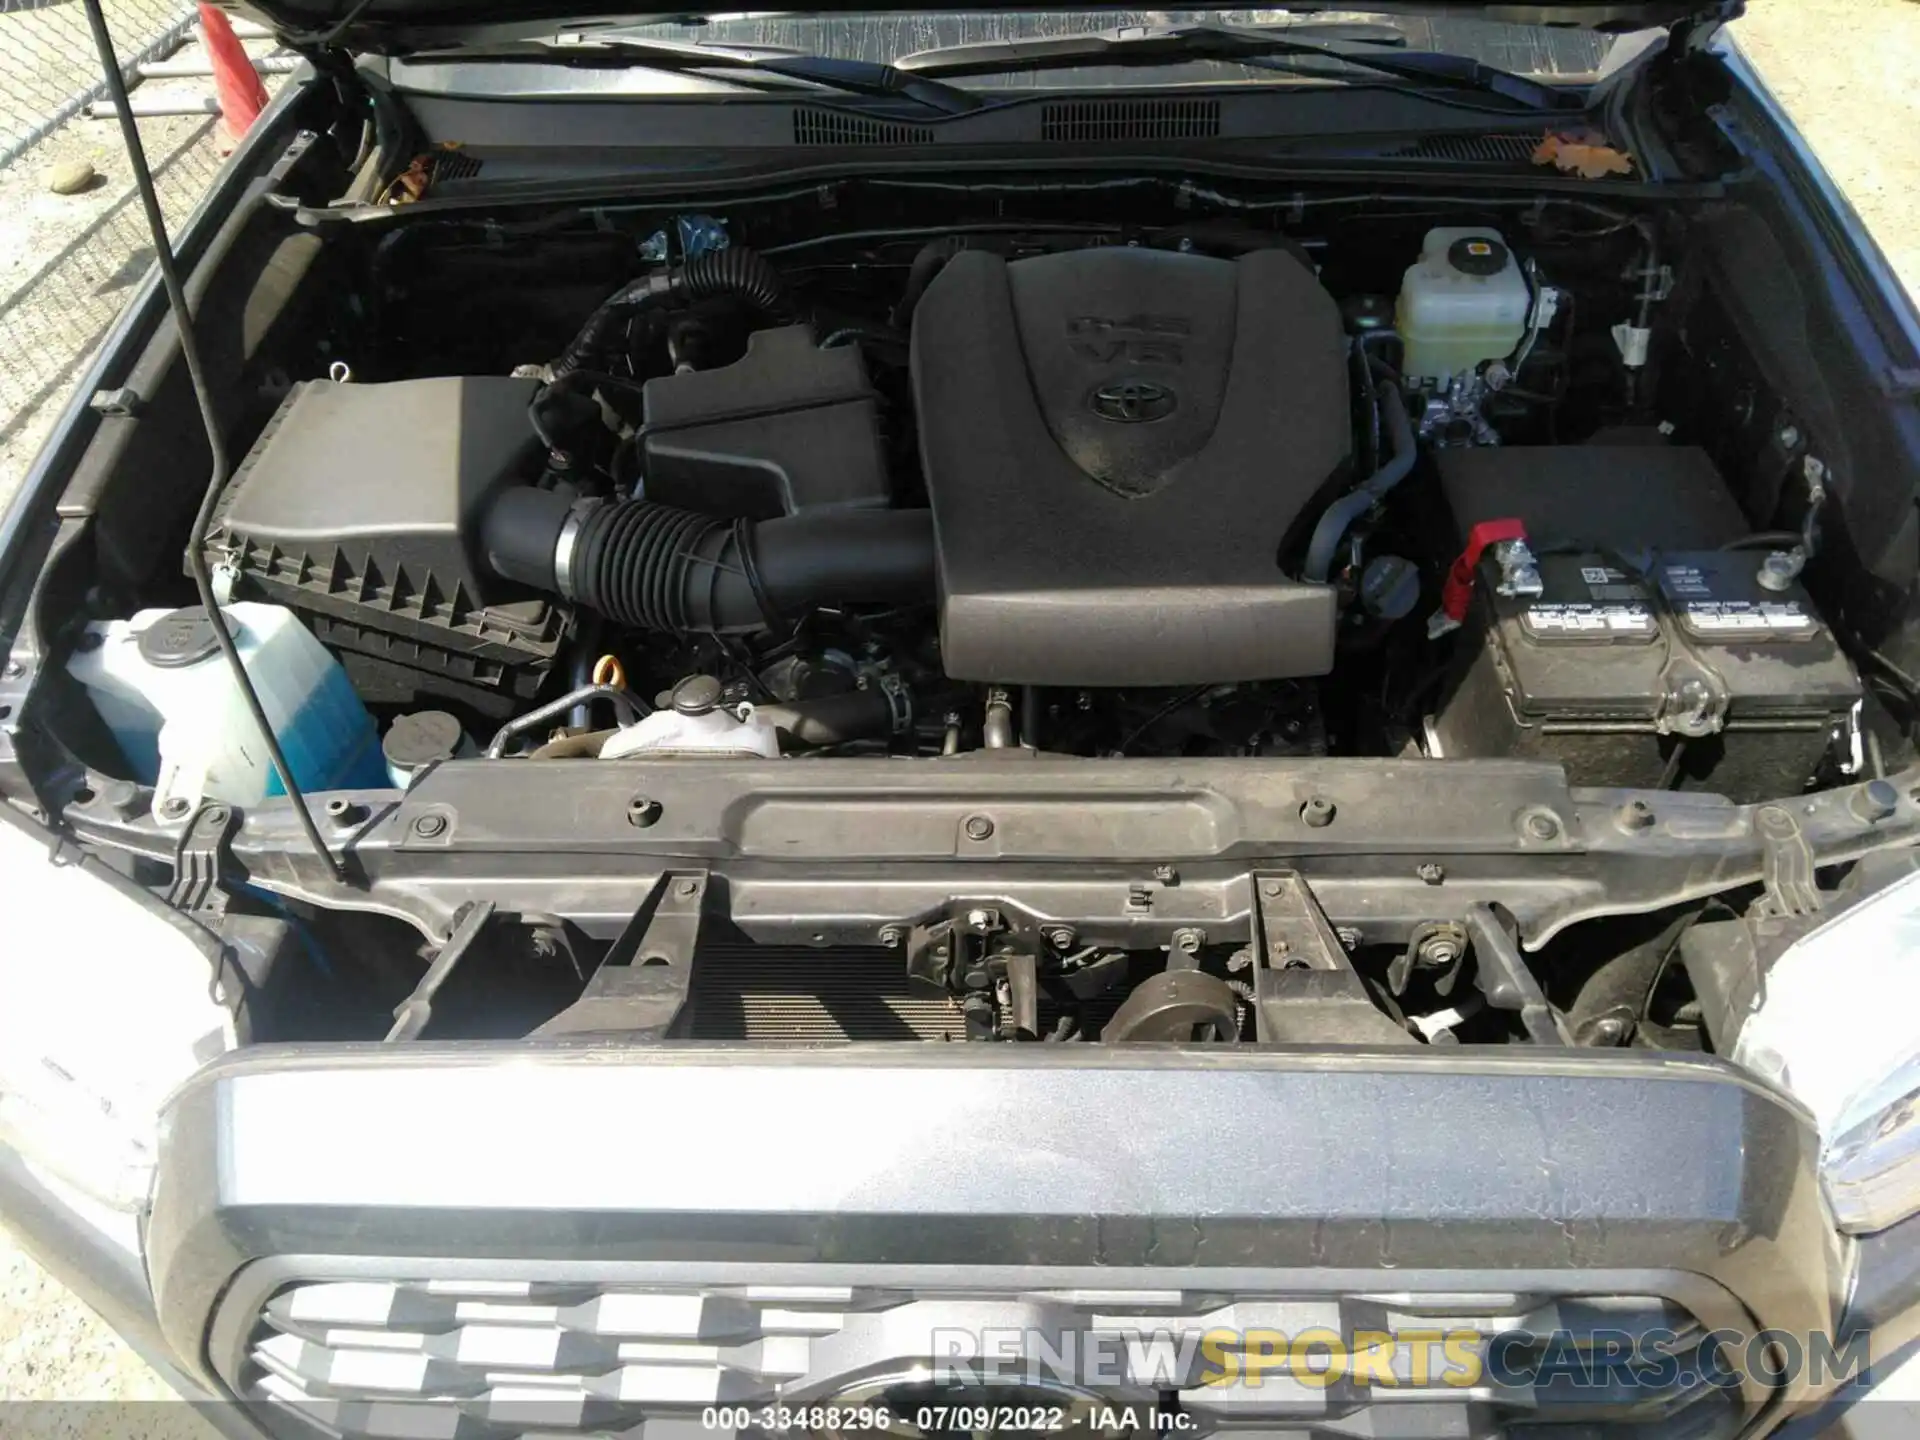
[24,171,1914,1048]
[131,192,1863,798]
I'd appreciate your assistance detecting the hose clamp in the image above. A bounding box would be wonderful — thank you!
[878,671,912,735]
[553,500,599,601]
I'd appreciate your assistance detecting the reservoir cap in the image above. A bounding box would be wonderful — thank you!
[137,607,230,669]
[1448,236,1510,277]
[384,710,466,775]
[670,673,725,716]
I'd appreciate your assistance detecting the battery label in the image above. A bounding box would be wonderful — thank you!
[1662,564,1713,598]
[1575,565,1648,603]
[1681,601,1818,636]
[1523,602,1656,637]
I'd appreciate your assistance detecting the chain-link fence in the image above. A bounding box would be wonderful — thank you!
[0,0,292,500]
[0,0,194,166]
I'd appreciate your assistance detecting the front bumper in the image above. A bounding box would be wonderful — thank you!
[125,1042,1855,1437]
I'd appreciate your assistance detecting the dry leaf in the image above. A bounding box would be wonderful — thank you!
[1533,131,1635,180]
[383,155,435,205]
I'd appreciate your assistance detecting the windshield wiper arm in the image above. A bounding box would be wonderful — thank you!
[894,24,1583,112]
[548,32,984,113]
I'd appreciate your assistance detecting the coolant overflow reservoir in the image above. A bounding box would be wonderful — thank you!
[600,699,782,759]
[1395,227,1530,382]
[67,603,386,820]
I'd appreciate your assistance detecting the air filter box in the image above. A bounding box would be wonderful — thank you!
[202,376,567,716]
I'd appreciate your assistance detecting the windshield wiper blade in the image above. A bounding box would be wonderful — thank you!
[894,24,1583,112]
[548,32,984,113]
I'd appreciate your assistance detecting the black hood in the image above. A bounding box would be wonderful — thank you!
[233,0,1739,55]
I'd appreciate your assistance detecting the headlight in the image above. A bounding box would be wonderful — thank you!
[0,818,233,1210]
[1733,867,1920,1234]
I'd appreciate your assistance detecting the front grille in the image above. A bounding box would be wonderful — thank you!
[239,1279,1743,1439]
[1040,97,1221,142]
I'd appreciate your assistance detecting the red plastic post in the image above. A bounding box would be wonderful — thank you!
[198,4,267,148]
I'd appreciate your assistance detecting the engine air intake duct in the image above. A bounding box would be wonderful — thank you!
[483,488,934,633]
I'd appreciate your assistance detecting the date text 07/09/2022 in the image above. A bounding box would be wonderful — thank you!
[700,1407,1197,1434]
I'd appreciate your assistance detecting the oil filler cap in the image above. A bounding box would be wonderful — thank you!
[137,607,229,668]
[1448,237,1510,277]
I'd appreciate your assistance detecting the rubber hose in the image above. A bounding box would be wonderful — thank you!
[677,247,790,317]
[550,247,790,380]
[755,690,897,747]
[889,236,964,329]
[1303,361,1417,584]
[483,488,936,634]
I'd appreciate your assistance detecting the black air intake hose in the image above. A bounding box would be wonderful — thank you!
[550,247,791,381]
[484,489,935,634]
[677,247,790,315]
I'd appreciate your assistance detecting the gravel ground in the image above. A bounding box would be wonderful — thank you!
[1733,0,1920,304]
[2,0,1920,1414]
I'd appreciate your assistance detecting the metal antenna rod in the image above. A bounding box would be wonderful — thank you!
[79,0,348,884]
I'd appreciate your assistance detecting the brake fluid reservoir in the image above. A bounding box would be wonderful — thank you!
[68,603,386,819]
[1396,228,1531,382]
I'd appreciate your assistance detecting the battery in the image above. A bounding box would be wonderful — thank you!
[1428,447,1861,800]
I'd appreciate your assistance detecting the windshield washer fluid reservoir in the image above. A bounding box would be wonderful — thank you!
[1396,227,1530,382]
[68,603,385,819]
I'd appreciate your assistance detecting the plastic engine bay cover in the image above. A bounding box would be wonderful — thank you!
[911,247,1349,685]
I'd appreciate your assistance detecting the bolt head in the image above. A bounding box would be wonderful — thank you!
[1524,812,1559,841]
[675,878,700,897]
[158,796,191,821]
[2,659,21,679]
[966,908,992,930]
[1153,863,1178,884]
[964,814,994,841]
[412,812,448,838]
[1046,927,1074,949]
[879,925,906,947]
[1587,1016,1627,1046]
[1262,880,1283,897]
[1416,862,1446,885]
[1620,799,1657,832]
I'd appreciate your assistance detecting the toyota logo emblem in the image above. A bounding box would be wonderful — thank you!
[1089,380,1176,423]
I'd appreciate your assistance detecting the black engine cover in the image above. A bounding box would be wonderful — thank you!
[911,247,1348,685]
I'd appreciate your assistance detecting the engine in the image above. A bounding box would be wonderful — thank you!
[177,213,1864,800]
[911,246,1348,685]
